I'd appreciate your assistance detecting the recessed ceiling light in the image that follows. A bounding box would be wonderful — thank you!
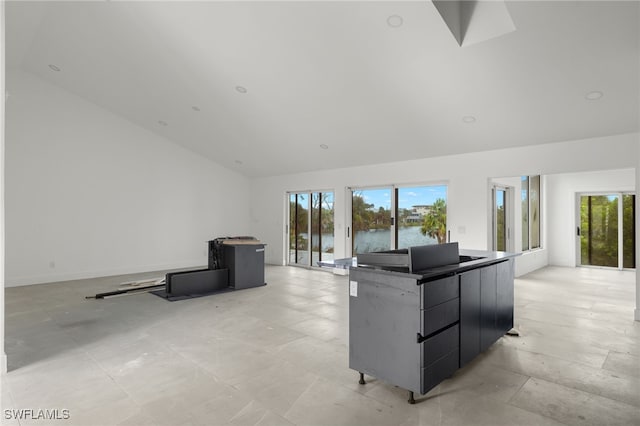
[192,106,201,112]
[462,116,476,123]
[585,91,604,100]
[320,144,329,150]
[48,64,61,72]
[235,160,243,165]
[387,15,403,28]
[158,120,168,126]
[235,86,247,94]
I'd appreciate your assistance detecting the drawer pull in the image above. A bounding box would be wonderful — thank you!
[417,321,459,343]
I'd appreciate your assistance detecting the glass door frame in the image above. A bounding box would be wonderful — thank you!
[288,192,311,266]
[347,185,396,256]
[346,182,448,257]
[576,191,635,270]
[286,189,335,268]
[492,185,514,252]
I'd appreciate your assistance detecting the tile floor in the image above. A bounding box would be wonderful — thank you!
[1,265,639,425]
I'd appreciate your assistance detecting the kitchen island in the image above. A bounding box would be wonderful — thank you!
[348,244,519,403]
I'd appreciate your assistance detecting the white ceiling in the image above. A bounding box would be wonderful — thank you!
[6,1,640,177]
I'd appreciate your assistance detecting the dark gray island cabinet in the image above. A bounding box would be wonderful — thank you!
[348,249,516,403]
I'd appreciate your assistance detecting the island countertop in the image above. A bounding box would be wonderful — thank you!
[351,249,520,283]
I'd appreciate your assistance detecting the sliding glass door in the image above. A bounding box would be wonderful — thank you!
[579,193,635,269]
[289,193,309,265]
[311,192,335,265]
[352,188,392,255]
[289,191,334,267]
[350,184,447,255]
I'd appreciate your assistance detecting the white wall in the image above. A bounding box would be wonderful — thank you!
[250,133,639,278]
[5,71,251,286]
[546,168,635,267]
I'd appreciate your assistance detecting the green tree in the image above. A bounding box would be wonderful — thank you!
[290,196,308,250]
[352,193,375,232]
[421,198,447,244]
[496,205,505,251]
[580,195,618,267]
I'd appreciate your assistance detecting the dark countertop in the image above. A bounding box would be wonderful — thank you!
[346,249,520,283]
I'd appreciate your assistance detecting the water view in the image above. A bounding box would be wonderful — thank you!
[354,226,437,253]
[290,227,437,265]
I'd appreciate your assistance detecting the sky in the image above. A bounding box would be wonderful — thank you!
[356,185,447,210]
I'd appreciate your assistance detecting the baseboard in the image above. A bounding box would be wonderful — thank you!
[5,260,206,287]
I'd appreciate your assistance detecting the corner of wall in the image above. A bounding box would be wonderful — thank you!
[1,0,6,377]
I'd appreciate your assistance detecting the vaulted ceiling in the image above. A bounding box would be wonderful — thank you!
[6,1,640,177]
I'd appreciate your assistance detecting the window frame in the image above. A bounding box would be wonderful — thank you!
[521,175,542,252]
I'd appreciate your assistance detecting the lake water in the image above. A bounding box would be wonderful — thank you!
[291,227,437,264]
[354,226,437,253]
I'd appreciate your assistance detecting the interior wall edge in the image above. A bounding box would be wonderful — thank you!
[1,0,7,375]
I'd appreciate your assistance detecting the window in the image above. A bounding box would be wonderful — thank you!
[521,175,541,251]
[397,186,448,249]
[350,184,447,255]
[493,187,507,251]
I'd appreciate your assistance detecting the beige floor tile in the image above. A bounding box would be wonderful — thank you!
[228,399,271,426]
[117,411,158,426]
[283,377,418,426]
[499,329,609,368]
[437,361,530,403]
[602,351,640,378]
[510,377,640,426]
[412,388,565,426]
[230,358,320,416]
[135,374,239,425]
[0,384,21,426]
[255,410,296,426]
[181,391,255,425]
[481,343,640,408]
[516,316,640,358]
[287,316,346,342]
[3,265,639,426]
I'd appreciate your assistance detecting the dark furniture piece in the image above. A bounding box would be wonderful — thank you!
[221,243,266,289]
[164,268,229,297]
[154,237,266,301]
[349,246,517,404]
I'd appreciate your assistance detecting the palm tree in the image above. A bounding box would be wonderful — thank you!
[421,198,447,244]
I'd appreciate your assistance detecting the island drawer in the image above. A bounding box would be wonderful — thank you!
[421,275,459,309]
[422,323,459,366]
[422,298,459,336]
[421,349,459,395]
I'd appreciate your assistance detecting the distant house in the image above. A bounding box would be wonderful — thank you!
[406,214,423,223]
[413,205,432,216]
[404,204,432,224]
